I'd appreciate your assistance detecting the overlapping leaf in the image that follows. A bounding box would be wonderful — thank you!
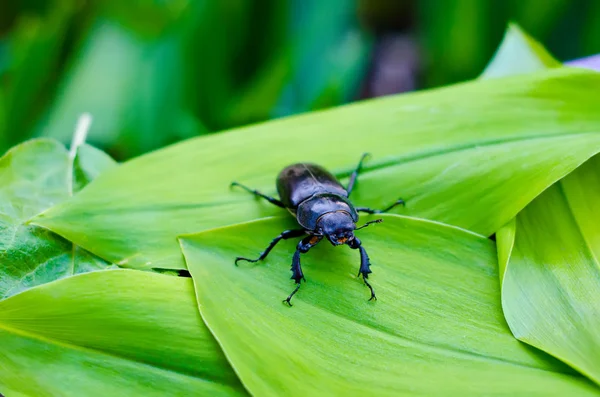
[1,23,599,396]
[0,270,246,396]
[0,139,116,299]
[180,216,599,396]
[497,157,600,386]
[32,67,600,270]
[483,23,600,387]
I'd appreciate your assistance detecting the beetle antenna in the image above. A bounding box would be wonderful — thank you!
[355,219,383,230]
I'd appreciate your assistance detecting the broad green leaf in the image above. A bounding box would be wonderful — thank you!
[482,23,561,78]
[0,139,115,299]
[32,68,600,270]
[180,216,599,396]
[498,156,600,385]
[0,270,246,396]
[485,22,600,385]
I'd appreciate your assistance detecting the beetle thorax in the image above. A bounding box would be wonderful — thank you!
[316,211,356,246]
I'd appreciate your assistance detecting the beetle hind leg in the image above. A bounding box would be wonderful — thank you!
[230,181,286,208]
[346,152,370,196]
[356,198,405,214]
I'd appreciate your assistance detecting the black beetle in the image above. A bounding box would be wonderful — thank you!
[231,153,404,306]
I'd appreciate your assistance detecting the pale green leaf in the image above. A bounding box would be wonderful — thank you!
[0,270,246,397]
[180,216,599,396]
[498,157,600,386]
[0,139,115,299]
[482,23,561,79]
[32,68,600,270]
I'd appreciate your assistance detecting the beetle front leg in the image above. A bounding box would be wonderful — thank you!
[356,198,405,214]
[349,237,377,301]
[283,235,322,306]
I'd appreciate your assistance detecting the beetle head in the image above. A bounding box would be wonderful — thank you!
[316,211,356,246]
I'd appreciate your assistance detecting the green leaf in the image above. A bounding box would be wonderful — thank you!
[0,139,115,299]
[482,23,561,78]
[32,68,600,270]
[0,270,246,396]
[179,216,599,396]
[73,143,118,193]
[497,156,600,386]
[485,22,600,386]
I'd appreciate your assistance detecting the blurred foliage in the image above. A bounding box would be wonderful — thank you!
[1,0,371,159]
[414,0,600,87]
[1,0,599,160]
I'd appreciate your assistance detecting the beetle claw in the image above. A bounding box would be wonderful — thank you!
[283,282,302,307]
[360,273,377,301]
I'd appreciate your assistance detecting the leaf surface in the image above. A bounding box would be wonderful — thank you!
[33,68,600,270]
[498,157,600,385]
[0,139,115,299]
[0,270,246,397]
[180,216,599,396]
[488,21,600,387]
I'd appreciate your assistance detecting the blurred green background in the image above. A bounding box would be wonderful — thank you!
[1,0,599,160]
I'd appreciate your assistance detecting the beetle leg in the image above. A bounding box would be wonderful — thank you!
[230,181,286,208]
[283,283,301,306]
[349,237,377,301]
[346,152,370,196]
[283,235,322,306]
[356,198,405,214]
[235,229,305,265]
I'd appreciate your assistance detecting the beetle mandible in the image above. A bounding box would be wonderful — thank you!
[231,153,404,306]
